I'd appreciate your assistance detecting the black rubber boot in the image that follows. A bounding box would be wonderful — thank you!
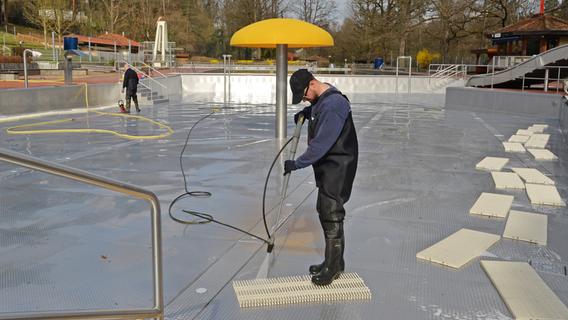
[309,221,345,275]
[311,221,344,285]
[309,236,344,275]
[311,238,344,286]
[133,95,140,112]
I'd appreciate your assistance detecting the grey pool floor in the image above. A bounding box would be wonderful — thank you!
[0,94,567,320]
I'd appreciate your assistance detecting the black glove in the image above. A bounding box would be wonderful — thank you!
[294,107,311,124]
[284,160,297,176]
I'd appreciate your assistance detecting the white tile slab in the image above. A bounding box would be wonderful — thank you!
[524,134,549,149]
[527,148,558,160]
[481,261,568,320]
[530,124,548,131]
[469,192,514,218]
[527,126,545,133]
[516,129,533,136]
[511,168,555,185]
[525,184,566,206]
[502,142,526,153]
[503,210,547,245]
[508,135,530,143]
[491,172,525,189]
[475,157,509,171]
[416,229,500,269]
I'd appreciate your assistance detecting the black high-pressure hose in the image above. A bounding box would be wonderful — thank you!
[168,109,295,249]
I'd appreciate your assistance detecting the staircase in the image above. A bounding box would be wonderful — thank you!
[466,44,568,88]
[137,85,169,105]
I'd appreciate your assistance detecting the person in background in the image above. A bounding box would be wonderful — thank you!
[285,69,359,286]
[122,64,140,113]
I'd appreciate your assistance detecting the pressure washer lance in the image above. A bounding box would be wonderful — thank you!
[257,114,305,279]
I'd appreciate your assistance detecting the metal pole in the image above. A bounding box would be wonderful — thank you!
[114,41,117,70]
[128,40,131,64]
[88,37,91,62]
[395,58,399,95]
[23,49,29,88]
[491,57,495,89]
[557,66,561,93]
[544,68,549,92]
[168,42,172,67]
[408,56,412,95]
[276,44,288,139]
[227,54,232,102]
[222,54,228,104]
[51,32,55,62]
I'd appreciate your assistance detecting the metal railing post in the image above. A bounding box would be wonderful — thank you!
[396,56,412,95]
[22,49,35,88]
[544,68,549,92]
[491,58,495,89]
[557,67,561,93]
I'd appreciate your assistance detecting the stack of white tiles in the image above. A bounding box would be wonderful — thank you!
[415,122,568,318]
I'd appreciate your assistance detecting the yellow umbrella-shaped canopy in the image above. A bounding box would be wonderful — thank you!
[230,18,334,48]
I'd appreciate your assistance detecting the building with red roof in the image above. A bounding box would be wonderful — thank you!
[489,14,568,56]
[68,33,141,53]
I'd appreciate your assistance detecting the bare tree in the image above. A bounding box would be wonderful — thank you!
[290,0,337,28]
[394,0,429,56]
[23,0,52,48]
[426,0,480,60]
[0,0,7,26]
[101,0,126,34]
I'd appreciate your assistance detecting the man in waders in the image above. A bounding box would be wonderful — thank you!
[122,64,140,113]
[285,69,359,286]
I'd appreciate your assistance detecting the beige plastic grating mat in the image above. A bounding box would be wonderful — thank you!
[502,210,547,245]
[525,183,566,206]
[516,129,533,136]
[502,142,526,153]
[524,134,549,149]
[475,157,509,171]
[416,228,500,269]
[527,148,558,160]
[491,172,525,189]
[469,192,514,218]
[232,273,371,308]
[511,167,555,185]
[527,126,545,133]
[481,260,568,319]
[508,135,530,143]
[529,124,548,132]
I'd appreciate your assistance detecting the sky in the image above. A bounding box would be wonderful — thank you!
[335,0,351,23]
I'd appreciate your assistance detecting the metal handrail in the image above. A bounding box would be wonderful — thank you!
[123,61,167,90]
[0,148,163,320]
[468,65,568,93]
[396,56,412,95]
[135,61,167,78]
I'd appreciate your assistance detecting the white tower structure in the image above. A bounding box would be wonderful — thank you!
[152,17,168,67]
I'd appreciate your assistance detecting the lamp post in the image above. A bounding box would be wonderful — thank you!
[23,49,42,88]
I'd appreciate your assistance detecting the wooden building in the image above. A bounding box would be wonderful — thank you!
[489,14,568,56]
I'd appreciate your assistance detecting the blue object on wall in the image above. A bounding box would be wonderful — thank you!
[63,37,78,51]
[373,58,384,69]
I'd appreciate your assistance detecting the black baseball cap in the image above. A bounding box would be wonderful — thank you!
[290,69,314,104]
